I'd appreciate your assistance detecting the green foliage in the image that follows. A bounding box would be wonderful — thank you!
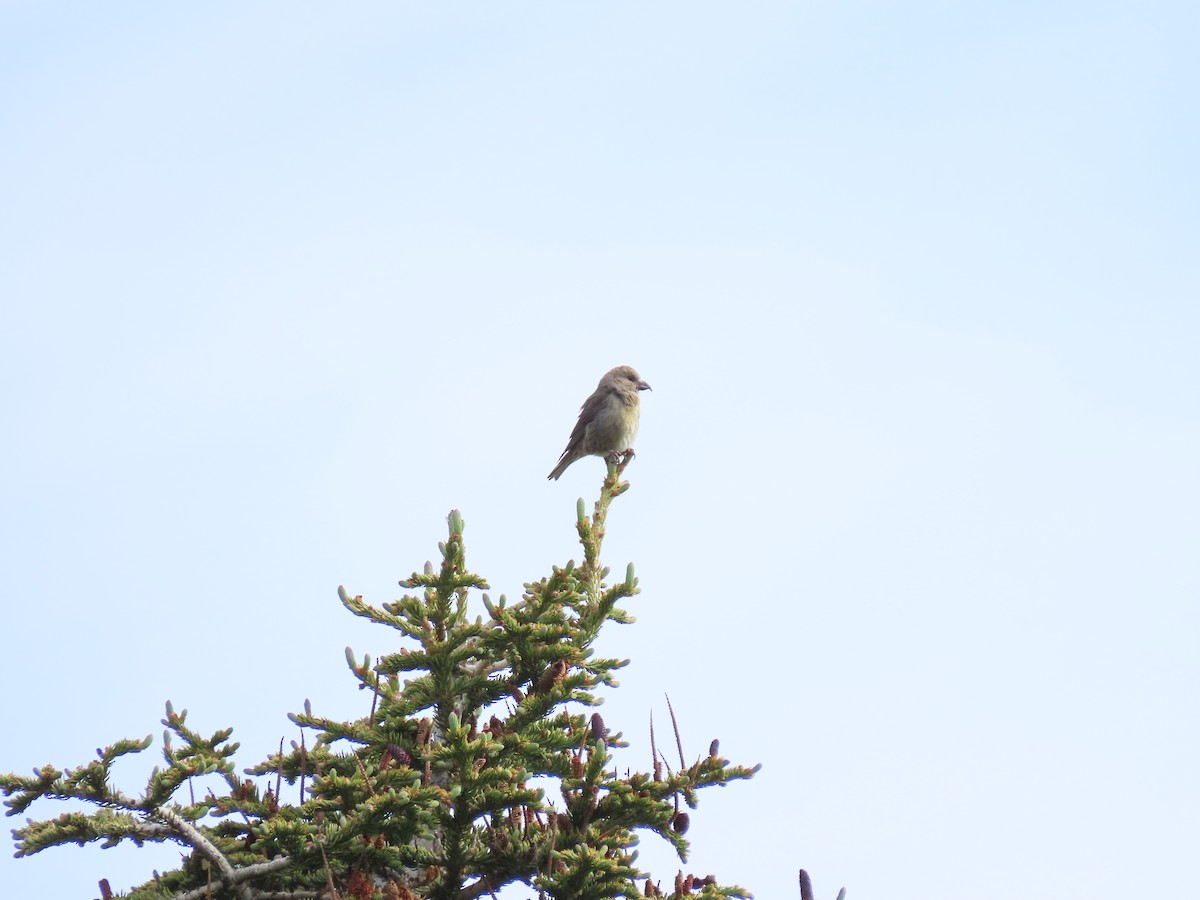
[2,462,759,899]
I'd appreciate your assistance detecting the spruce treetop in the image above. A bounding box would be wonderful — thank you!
[2,460,759,899]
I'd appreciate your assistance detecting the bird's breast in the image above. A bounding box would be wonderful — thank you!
[582,397,640,453]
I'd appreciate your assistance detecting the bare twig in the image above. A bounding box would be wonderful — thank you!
[317,839,341,900]
[353,752,377,797]
[664,694,685,769]
[649,711,661,781]
[299,731,308,804]
[369,662,381,726]
[276,737,284,807]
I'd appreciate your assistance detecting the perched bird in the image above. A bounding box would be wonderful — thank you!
[548,365,652,480]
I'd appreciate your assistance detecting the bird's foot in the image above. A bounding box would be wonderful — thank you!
[611,449,636,481]
[605,450,631,466]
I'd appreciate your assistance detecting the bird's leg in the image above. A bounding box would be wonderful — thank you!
[615,448,635,474]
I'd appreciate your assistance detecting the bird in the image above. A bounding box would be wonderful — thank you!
[548,366,652,480]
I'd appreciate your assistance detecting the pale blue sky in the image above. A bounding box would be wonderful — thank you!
[2,3,1197,899]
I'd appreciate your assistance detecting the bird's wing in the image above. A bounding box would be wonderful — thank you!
[568,385,620,449]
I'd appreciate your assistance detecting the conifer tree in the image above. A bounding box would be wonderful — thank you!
[2,462,759,899]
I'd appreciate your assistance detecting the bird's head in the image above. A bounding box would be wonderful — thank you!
[609,365,652,392]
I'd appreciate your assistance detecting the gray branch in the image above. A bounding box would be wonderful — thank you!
[169,856,295,900]
[157,807,293,900]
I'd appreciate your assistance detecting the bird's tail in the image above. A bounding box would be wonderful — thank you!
[547,454,574,480]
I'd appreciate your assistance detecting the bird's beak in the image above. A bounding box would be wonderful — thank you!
[638,380,652,392]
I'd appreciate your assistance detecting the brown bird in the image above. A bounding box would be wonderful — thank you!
[548,366,652,480]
